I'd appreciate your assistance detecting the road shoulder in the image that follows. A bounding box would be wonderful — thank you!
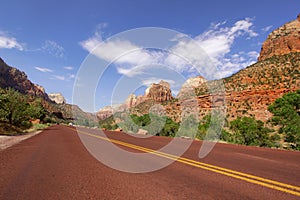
[0,130,43,150]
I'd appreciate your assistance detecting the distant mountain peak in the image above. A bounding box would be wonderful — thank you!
[49,93,66,104]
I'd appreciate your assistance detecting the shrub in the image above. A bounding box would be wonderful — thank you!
[268,90,300,150]
[229,117,274,147]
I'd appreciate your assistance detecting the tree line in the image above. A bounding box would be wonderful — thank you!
[0,88,46,130]
[100,90,300,150]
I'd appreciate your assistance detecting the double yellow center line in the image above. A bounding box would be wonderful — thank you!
[73,127,300,197]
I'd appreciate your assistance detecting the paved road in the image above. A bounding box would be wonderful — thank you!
[0,125,299,199]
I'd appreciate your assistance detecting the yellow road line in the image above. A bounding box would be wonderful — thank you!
[72,127,300,197]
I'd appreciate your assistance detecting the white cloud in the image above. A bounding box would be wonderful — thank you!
[168,18,259,79]
[142,77,175,87]
[51,75,65,81]
[50,74,75,81]
[69,74,75,79]
[35,67,53,73]
[213,51,259,78]
[42,40,65,58]
[80,18,259,80]
[64,66,74,70]
[247,51,259,59]
[230,18,258,37]
[192,18,257,60]
[0,32,24,51]
[262,25,273,32]
[80,31,154,66]
[116,66,146,77]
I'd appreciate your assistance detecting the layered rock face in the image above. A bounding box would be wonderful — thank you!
[125,94,145,108]
[258,14,300,61]
[168,16,300,122]
[97,106,114,120]
[98,16,300,123]
[145,80,173,102]
[97,80,174,120]
[49,93,66,104]
[177,76,206,99]
[0,58,49,100]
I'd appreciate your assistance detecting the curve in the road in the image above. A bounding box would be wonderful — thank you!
[73,127,300,197]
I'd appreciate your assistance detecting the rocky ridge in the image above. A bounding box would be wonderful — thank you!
[0,58,49,100]
[0,58,97,125]
[258,14,300,61]
[98,15,300,124]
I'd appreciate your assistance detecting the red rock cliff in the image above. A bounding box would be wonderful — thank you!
[0,57,49,100]
[258,14,300,61]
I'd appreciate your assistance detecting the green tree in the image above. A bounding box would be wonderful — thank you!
[129,114,179,137]
[120,115,139,133]
[159,117,179,137]
[197,113,227,141]
[0,88,30,126]
[197,114,210,140]
[131,114,151,127]
[268,90,300,149]
[0,88,47,129]
[177,114,198,138]
[27,98,46,121]
[230,117,274,147]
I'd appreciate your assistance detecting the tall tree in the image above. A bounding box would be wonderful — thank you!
[268,90,300,149]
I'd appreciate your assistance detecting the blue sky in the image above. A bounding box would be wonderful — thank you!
[0,0,298,112]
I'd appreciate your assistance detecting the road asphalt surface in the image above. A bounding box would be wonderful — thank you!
[0,125,299,199]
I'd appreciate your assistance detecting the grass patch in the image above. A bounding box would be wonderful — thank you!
[26,123,50,133]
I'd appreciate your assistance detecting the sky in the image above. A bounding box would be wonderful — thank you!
[0,0,298,112]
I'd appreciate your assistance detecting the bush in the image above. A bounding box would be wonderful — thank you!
[196,113,226,141]
[229,117,275,147]
[0,88,46,130]
[268,90,300,150]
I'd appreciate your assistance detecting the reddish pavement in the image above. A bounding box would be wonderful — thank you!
[0,125,299,199]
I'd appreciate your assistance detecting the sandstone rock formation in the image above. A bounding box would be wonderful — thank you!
[258,14,300,61]
[98,16,300,124]
[0,58,49,100]
[145,80,173,102]
[125,94,144,108]
[97,80,174,120]
[177,76,206,99]
[97,106,114,120]
[48,93,66,104]
[167,16,300,123]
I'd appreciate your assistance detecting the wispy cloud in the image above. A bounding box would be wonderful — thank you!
[64,66,74,70]
[51,75,65,81]
[80,31,153,66]
[116,66,146,77]
[168,17,259,79]
[142,77,175,87]
[42,40,65,58]
[69,74,75,79]
[262,25,273,33]
[35,67,53,73]
[80,18,259,80]
[0,32,24,51]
